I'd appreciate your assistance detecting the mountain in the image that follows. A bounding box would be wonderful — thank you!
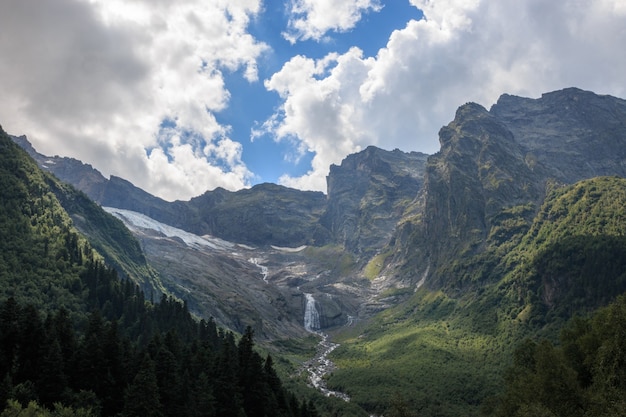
[9,87,626,416]
[392,87,626,290]
[10,136,163,296]
[322,146,428,256]
[1,126,324,417]
[15,135,428,252]
[14,134,430,338]
[325,88,626,415]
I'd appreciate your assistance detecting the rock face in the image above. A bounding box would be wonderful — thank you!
[322,146,428,256]
[491,88,626,184]
[11,87,626,337]
[186,183,330,247]
[409,102,544,287]
[394,87,626,289]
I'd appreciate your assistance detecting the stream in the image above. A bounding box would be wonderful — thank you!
[302,293,350,401]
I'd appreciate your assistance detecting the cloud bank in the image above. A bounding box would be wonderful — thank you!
[0,0,266,201]
[265,0,626,191]
[1,0,625,199]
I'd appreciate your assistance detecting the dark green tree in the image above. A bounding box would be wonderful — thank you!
[189,372,216,417]
[122,354,163,417]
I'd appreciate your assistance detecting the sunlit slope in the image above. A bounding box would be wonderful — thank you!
[327,176,626,417]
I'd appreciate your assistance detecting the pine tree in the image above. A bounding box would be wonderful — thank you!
[213,333,243,417]
[36,338,67,407]
[122,354,163,417]
[189,372,216,417]
[238,326,266,417]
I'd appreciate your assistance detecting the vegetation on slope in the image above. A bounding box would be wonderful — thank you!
[0,276,318,417]
[0,126,319,416]
[0,127,93,314]
[328,177,626,416]
[487,293,626,416]
[45,177,165,297]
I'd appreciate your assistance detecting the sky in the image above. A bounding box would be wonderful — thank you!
[1,0,625,201]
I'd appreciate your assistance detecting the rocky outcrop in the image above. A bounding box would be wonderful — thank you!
[322,146,428,256]
[491,88,626,184]
[186,183,330,247]
[11,135,109,197]
[393,87,626,289]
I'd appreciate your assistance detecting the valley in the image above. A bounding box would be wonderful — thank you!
[5,87,626,416]
[105,206,360,403]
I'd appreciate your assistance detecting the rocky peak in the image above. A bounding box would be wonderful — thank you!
[490,87,626,184]
[415,97,542,284]
[187,182,330,247]
[396,87,626,290]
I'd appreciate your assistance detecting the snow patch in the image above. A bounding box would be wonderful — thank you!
[103,207,235,251]
[271,245,307,252]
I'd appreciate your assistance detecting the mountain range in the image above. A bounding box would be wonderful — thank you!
[6,86,626,416]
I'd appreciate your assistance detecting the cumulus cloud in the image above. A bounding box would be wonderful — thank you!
[2,0,625,198]
[263,0,626,191]
[284,0,382,43]
[0,0,266,201]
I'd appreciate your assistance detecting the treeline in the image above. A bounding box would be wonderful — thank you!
[0,259,318,417]
[486,293,626,416]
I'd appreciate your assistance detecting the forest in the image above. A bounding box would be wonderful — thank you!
[0,261,319,417]
[486,293,626,416]
[0,129,317,416]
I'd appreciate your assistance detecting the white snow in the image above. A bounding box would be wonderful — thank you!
[103,207,235,251]
[271,245,307,252]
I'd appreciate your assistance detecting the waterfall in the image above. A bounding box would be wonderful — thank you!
[303,293,321,332]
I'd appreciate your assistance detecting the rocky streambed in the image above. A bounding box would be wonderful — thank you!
[302,332,350,401]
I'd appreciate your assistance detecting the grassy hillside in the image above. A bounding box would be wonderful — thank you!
[327,176,626,416]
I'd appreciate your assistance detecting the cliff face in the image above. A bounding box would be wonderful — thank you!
[11,87,626,337]
[322,146,428,256]
[187,183,330,247]
[394,87,626,289]
[491,87,626,184]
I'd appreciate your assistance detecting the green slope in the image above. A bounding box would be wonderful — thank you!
[1,126,162,301]
[45,175,165,296]
[0,126,93,313]
[327,176,626,416]
[0,125,323,417]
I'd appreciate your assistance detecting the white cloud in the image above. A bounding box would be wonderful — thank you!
[0,0,265,201]
[2,0,625,198]
[263,0,626,192]
[284,0,382,43]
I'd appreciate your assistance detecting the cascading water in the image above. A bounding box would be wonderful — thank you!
[301,292,350,401]
[303,293,321,332]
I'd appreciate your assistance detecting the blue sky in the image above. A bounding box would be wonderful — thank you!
[221,1,423,185]
[1,0,625,201]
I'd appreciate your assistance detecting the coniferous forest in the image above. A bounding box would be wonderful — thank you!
[0,275,318,417]
[0,129,317,416]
